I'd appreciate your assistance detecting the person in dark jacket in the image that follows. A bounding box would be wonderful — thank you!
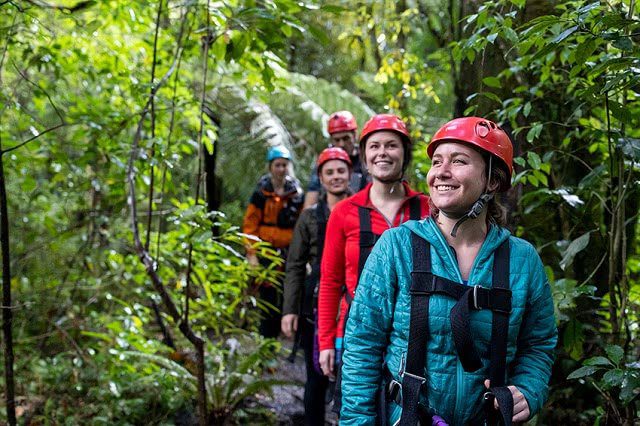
[282,147,353,425]
[243,145,304,338]
[340,117,557,425]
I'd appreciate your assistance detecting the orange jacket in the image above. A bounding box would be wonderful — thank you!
[242,175,304,253]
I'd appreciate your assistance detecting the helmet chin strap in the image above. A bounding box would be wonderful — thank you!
[448,193,494,237]
[448,156,495,238]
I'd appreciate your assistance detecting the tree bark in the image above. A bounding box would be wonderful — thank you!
[0,148,17,425]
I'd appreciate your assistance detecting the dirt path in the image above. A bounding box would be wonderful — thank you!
[257,339,339,425]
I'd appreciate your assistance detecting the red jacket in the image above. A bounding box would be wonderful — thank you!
[318,182,430,351]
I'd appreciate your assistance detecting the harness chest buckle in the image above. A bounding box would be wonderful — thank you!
[472,285,512,314]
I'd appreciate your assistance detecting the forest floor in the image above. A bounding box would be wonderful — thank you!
[252,339,339,425]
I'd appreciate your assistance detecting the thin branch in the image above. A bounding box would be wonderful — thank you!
[185,2,213,327]
[0,8,18,84]
[155,9,192,262]
[1,122,68,155]
[144,0,164,252]
[22,0,95,13]
[13,62,65,124]
[124,9,206,426]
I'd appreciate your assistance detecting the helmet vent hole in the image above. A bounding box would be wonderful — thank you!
[476,122,490,138]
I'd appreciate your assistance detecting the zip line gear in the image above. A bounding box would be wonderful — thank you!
[359,113,413,182]
[359,113,411,147]
[267,145,293,162]
[317,147,352,175]
[397,232,513,426]
[328,111,358,134]
[428,117,513,190]
[429,117,514,237]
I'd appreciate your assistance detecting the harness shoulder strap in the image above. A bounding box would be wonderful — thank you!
[357,206,378,280]
[485,240,513,426]
[399,232,432,426]
[408,196,422,220]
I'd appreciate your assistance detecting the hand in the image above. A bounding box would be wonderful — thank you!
[281,314,298,338]
[484,380,530,423]
[319,349,335,379]
[247,254,259,267]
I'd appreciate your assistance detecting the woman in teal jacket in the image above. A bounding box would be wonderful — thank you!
[340,117,557,425]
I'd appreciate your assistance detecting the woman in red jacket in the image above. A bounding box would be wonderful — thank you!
[317,114,430,388]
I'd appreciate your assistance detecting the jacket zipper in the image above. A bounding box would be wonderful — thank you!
[430,220,469,424]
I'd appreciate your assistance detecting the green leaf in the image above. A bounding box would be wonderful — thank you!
[320,4,347,13]
[577,2,600,14]
[612,36,633,52]
[281,24,292,37]
[620,372,640,403]
[552,25,579,44]
[568,365,601,380]
[482,76,501,88]
[618,138,640,160]
[526,123,543,142]
[584,356,613,367]
[605,345,624,365]
[602,369,624,387]
[609,101,633,125]
[527,151,542,169]
[482,91,502,104]
[523,102,531,118]
[560,232,591,271]
[307,23,330,45]
[575,39,596,63]
[563,318,584,360]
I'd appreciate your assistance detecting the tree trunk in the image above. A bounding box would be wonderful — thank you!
[0,148,17,426]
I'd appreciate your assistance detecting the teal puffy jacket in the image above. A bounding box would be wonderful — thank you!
[340,218,557,425]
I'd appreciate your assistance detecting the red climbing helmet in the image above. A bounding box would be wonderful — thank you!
[327,111,358,134]
[428,117,513,191]
[317,147,352,174]
[359,114,411,147]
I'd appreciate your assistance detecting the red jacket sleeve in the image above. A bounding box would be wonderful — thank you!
[318,201,347,351]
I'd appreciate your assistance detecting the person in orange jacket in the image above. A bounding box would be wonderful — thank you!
[243,145,304,338]
[316,114,430,411]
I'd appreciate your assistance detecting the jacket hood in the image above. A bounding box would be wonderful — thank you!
[403,217,511,265]
[258,174,303,197]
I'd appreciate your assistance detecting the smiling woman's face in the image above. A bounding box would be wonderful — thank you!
[364,131,404,182]
[427,141,488,215]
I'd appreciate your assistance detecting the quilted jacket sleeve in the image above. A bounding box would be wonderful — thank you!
[509,247,558,417]
[340,231,397,424]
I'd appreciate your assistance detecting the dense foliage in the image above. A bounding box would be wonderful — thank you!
[0,0,638,424]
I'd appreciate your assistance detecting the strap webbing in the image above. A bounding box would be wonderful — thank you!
[409,196,421,221]
[399,233,431,426]
[358,197,421,280]
[489,241,510,386]
[357,206,377,279]
[485,241,513,426]
[400,234,512,426]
